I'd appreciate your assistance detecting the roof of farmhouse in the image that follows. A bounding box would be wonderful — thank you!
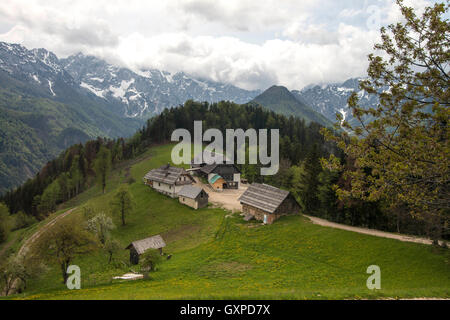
[126,235,166,255]
[200,163,241,175]
[178,185,205,199]
[238,183,290,214]
[191,151,231,164]
[144,164,189,185]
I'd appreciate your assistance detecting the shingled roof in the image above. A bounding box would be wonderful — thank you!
[191,151,231,165]
[126,235,166,255]
[178,185,205,199]
[238,183,290,214]
[200,163,241,175]
[144,164,190,185]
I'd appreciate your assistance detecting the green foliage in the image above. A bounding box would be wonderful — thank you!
[94,146,112,194]
[140,249,163,272]
[11,211,37,231]
[110,185,133,226]
[299,144,323,213]
[37,180,61,216]
[104,238,122,264]
[322,1,449,240]
[33,215,99,284]
[85,213,115,245]
[0,203,11,243]
[0,254,46,296]
[0,72,142,195]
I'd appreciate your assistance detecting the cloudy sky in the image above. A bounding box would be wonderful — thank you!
[0,0,437,90]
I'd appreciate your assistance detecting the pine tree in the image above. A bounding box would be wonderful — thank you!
[94,146,111,194]
[300,144,322,213]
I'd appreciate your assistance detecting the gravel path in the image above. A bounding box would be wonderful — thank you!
[304,215,445,246]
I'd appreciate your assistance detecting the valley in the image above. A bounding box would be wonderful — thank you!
[1,144,449,300]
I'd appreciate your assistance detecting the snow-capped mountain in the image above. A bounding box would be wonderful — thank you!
[292,78,380,125]
[0,42,76,97]
[0,41,261,119]
[61,53,261,118]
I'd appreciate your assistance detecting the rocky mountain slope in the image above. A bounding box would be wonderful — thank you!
[61,53,261,118]
[292,78,380,126]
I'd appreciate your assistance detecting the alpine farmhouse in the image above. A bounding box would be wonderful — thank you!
[144,164,195,198]
[178,185,209,209]
[239,183,301,224]
[126,235,166,265]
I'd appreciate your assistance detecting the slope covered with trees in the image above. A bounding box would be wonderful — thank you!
[250,85,333,127]
[0,70,142,194]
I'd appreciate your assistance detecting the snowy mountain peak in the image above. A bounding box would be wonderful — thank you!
[0,41,260,119]
[61,53,261,118]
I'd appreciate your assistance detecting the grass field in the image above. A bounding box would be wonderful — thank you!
[4,144,450,300]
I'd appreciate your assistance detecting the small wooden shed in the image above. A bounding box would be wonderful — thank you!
[238,183,300,224]
[208,174,226,191]
[125,235,166,265]
[178,185,209,209]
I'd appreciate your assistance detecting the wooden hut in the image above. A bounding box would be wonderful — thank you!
[178,185,209,209]
[238,183,300,224]
[143,164,195,198]
[208,174,227,191]
[125,235,166,265]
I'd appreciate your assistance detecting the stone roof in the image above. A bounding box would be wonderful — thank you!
[178,185,206,199]
[144,164,190,185]
[238,183,290,214]
[126,235,166,255]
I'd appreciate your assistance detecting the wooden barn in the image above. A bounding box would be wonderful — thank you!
[126,235,166,265]
[178,185,209,209]
[143,164,195,198]
[238,183,300,224]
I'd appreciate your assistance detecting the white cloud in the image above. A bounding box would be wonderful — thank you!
[0,0,440,90]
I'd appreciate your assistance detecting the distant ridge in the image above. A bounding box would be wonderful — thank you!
[250,85,332,126]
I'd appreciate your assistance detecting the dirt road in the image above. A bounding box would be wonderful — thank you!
[18,207,77,257]
[304,215,445,246]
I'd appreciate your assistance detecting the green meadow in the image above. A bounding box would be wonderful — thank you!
[4,144,450,300]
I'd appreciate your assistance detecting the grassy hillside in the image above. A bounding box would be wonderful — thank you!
[4,144,449,300]
[251,85,333,127]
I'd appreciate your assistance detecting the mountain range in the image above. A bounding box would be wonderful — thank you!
[60,53,261,119]
[293,78,379,126]
[0,42,261,193]
[0,41,380,193]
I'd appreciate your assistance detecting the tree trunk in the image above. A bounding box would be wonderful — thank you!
[61,262,69,284]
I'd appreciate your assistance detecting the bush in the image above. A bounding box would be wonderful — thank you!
[12,211,37,230]
[0,203,11,243]
[126,176,136,185]
[140,249,163,272]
